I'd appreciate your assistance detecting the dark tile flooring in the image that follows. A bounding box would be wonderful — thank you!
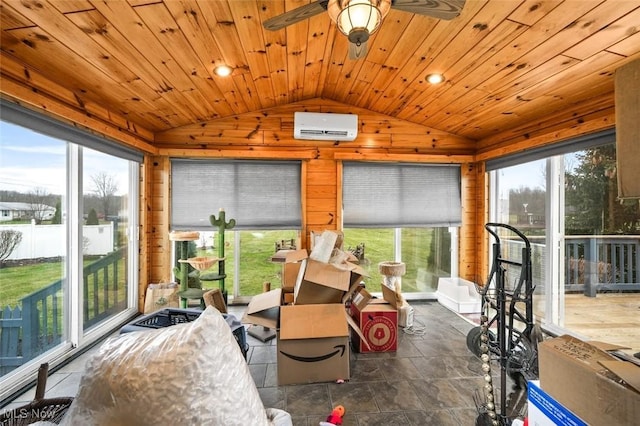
[237,301,491,426]
[5,301,499,425]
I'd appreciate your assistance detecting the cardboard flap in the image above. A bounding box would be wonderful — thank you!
[343,283,372,310]
[271,249,308,263]
[590,340,631,351]
[345,313,371,351]
[309,231,339,263]
[303,259,352,291]
[280,304,348,340]
[599,360,640,393]
[350,263,369,277]
[381,285,402,309]
[242,288,281,329]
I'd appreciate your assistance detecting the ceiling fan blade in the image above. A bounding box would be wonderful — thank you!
[391,0,466,21]
[263,0,329,31]
[349,41,368,60]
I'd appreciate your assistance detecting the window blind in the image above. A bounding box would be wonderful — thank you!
[342,162,462,228]
[485,129,615,171]
[1,99,143,163]
[171,159,302,230]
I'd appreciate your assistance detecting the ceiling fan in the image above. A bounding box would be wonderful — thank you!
[263,0,466,59]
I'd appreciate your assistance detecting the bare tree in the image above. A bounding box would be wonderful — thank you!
[91,172,118,219]
[27,187,52,224]
[0,230,23,264]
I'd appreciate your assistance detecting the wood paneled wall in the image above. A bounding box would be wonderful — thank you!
[152,99,479,286]
[1,61,616,310]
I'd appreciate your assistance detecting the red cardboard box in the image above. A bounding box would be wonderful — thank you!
[350,299,398,353]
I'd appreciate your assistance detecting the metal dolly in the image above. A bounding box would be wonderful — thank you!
[467,223,543,426]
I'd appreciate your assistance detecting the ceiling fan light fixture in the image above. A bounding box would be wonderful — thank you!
[328,0,390,44]
[426,73,445,84]
[214,64,233,77]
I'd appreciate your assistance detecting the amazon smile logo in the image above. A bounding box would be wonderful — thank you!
[279,345,346,363]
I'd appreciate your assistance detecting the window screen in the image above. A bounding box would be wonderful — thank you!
[171,159,302,230]
[342,162,462,228]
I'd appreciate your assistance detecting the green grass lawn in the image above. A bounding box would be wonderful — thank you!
[2,228,444,306]
[0,261,64,308]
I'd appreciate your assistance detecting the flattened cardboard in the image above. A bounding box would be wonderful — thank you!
[282,262,302,291]
[294,259,352,304]
[309,230,339,263]
[241,288,282,329]
[277,304,350,385]
[539,334,640,426]
[271,249,307,291]
[271,249,308,263]
[381,284,402,309]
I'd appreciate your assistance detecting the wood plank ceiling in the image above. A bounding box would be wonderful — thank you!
[1,0,639,146]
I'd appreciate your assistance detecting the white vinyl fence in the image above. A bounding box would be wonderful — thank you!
[0,221,115,259]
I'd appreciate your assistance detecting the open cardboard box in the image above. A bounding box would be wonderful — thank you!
[293,258,368,305]
[538,334,640,426]
[271,249,308,291]
[277,303,350,385]
[350,298,398,353]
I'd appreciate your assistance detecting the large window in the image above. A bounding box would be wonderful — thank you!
[171,159,302,301]
[0,102,140,402]
[488,130,640,350]
[342,162,460,296]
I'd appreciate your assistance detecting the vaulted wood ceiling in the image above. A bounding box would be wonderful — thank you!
[1,0,639,145]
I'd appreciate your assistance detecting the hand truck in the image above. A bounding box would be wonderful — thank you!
[467,223,543,426]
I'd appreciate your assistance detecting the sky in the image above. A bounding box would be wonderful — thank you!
[499,160,547,192]
[0,121,129,196]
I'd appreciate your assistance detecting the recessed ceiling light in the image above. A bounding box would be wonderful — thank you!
[214,64,232,77]
[426,73,445,84]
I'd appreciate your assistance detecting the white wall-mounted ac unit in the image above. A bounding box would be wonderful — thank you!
[293,112,358,141]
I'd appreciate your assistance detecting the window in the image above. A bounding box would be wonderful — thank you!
[0,101,140,401]
[488,129,640,346]
[342,162,461,296]
[170,159,302,300]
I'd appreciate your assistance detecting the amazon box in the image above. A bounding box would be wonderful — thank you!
[538,334,640,426]
[277,303,350,385]
[350,298,398,353]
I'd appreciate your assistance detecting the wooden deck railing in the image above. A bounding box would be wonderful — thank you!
[0,247,127,375]
[500,236,639,297]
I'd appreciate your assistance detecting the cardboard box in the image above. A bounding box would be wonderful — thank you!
[241,288,282,329]
[380,285,413,327]
[277,303,350,385]
[538,335,640,426]
[527,380,587,426]
[293,259,367,305]
[344,283,372,312]
[271,249,307,291]
[350,298,398,353]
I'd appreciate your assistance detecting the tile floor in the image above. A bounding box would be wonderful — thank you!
[3,301,506,425]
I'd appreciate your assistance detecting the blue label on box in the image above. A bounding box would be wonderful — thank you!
[528,381,587,426]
